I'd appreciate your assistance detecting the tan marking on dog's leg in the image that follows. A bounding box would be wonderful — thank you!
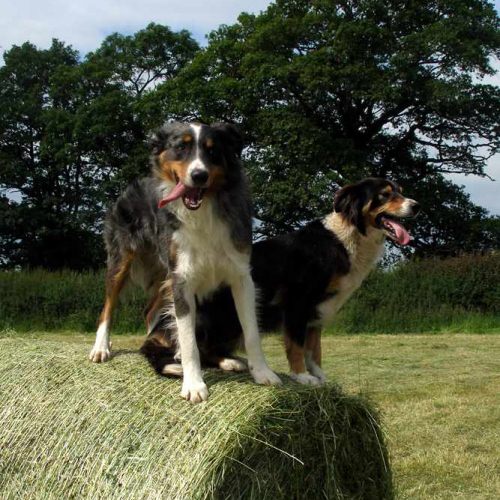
[146,330,170,347]
[305,329,322,367]
[284,334,306,373]
[144,278,174,336]
[285,334,321,386]
[90,252,134,363]
[145,290,164,333]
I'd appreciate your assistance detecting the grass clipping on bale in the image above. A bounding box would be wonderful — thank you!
[0,338,393,500]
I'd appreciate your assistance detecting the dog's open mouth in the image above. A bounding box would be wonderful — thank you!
[378,215,411,245]
[158,175,206,211]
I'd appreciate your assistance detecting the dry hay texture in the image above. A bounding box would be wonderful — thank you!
[0,338,393,500]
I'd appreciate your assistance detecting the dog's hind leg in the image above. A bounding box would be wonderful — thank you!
[285,332,322,386]
[304,328,327,384]
[140,330,183,377]
[89,251,134,362]
[144,283,167,335]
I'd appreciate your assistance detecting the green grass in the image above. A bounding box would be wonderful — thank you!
[327,306,500,335]
[2,331,499,499]
[0,269,147,333]
[280,333,500,499]
[328,254,500,334]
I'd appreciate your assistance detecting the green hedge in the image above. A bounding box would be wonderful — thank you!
[0,269,146,333]
[330,254,500,334]
[1,254,499,334]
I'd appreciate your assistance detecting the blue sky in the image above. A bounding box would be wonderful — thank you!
[1,0,499,214]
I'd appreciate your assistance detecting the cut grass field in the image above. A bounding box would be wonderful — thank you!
[2,330,500,499]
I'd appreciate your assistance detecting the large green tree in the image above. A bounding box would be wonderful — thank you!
[0,25,199,269]
[0,40,100,269]
[163,0,500,255]
[2,4,499,269]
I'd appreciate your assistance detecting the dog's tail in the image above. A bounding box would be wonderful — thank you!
[141,283,183,377]
[140,319,183,377]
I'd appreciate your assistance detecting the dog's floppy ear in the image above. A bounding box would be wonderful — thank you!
[334,184,367,235]
[213,123,244,158]
[149,125,170,156]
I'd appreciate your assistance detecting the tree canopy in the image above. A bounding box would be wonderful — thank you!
[0,24,199,269]
[1,2,499,269]
[162,0,500,256]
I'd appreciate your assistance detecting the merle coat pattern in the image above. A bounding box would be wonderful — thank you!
[90,122,281,402]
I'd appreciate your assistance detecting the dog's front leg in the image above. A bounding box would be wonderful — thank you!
[231,274,281,386]
[173,282,208,403]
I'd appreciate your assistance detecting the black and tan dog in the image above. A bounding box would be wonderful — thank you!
[89,122,281,403]
[141,178,420,385]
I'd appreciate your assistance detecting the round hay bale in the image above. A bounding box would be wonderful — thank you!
[0,339,393,500]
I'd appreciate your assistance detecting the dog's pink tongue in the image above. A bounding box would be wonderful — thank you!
[386,220,411,245]
[158,182,187,209]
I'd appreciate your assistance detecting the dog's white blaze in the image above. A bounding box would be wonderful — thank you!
[191,123,202,142]
[187,124,208,182]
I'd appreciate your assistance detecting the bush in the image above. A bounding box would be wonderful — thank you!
[329,254,500,334]
[0,269,146,333]
[1,254,499,334]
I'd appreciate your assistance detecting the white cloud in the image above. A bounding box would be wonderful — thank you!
[0,0,273,56]
[448,159,500,216]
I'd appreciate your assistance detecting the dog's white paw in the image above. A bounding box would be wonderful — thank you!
[181,379,209,403]
[219,357,248,372]
[89,346,111,363]
[251,366,282,386]
[291,372,322,386]
[309,367,327,385]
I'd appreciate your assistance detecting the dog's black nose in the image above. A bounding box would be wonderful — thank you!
[411,202,421,216]
[191,169,209,186]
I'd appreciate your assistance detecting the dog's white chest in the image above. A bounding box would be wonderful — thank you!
[173,205,249,298]
[313,283,355,328]
[312,242,384,328]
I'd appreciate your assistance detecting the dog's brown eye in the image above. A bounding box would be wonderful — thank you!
[178,143,186,151]
[379,192,390,200]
